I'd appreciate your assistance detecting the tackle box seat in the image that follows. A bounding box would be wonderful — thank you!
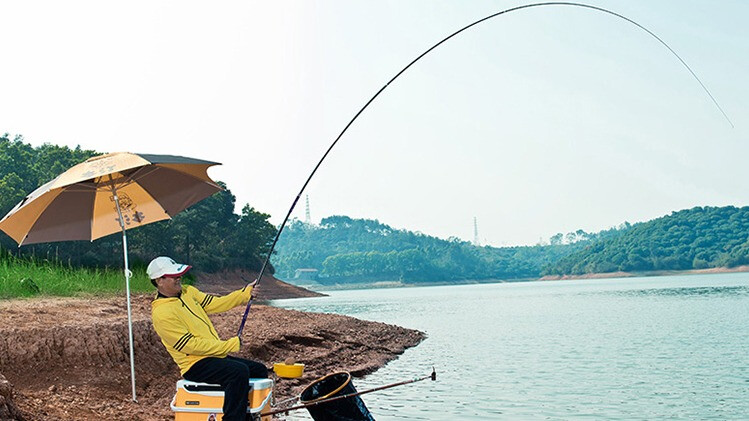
[171,378,273,421]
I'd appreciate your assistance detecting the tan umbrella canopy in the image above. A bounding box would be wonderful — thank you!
[0,152,222,401]
[0,152,221,245]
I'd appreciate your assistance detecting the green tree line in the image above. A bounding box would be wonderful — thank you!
[544,206,749,275]
[9,136,745,283]
[273,215,609,284]
[0,134,276,273]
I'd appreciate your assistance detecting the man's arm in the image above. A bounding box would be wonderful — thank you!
[187,284,253,315]
[153,311,240,355]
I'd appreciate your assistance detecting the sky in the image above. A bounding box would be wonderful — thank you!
[1,1,747,246]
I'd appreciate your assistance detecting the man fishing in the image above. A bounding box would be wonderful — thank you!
[148,256,268,421]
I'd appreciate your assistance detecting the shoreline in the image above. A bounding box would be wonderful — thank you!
[538,265,749,281]
[0,295,424,420]
[293,266,749,291]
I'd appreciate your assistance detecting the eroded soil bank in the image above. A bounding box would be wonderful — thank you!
[193,269,325,300]
[0,293,424,420]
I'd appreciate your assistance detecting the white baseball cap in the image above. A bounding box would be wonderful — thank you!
[147,256,192,279]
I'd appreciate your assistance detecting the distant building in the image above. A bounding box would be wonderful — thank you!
[294,268,319,281]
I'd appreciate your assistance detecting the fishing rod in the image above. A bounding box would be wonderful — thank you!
[264,369,437,417]
[237,2,732,337]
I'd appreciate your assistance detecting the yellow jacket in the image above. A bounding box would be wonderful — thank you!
[151,284,252,375]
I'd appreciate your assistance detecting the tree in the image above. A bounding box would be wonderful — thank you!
[231,205,276,270]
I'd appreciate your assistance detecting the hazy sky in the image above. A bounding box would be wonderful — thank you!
[2,1,747,246]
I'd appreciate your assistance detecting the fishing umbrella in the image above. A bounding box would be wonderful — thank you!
[0,152,222,401]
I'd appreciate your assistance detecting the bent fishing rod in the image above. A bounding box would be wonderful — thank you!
[264,369,437,417]
[237,2,732,337]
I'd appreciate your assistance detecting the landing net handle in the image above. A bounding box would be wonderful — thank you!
[264,368,437,417]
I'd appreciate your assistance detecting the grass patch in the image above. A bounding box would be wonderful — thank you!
[0,254,175,299]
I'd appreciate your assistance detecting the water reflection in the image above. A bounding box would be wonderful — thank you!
[608,285,749,298]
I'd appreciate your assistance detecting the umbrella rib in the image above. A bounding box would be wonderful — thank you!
[126,166,159,184]
[91,167,163,192]
[94,173,139,192]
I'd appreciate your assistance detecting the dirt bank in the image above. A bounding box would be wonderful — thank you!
[0,295,424,420]
[0,373,23,420]
[194,269,325,300]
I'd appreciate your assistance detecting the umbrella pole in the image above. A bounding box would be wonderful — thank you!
[112,189,138,402]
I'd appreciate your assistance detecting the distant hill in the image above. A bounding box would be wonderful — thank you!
[544,206,749,276]
[273,216,623,285]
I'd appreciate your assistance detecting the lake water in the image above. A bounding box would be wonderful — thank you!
[271,273,749,420]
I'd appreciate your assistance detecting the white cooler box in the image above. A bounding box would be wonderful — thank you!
[171,378,273,421]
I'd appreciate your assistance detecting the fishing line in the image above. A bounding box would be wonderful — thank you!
[237,2,732,336]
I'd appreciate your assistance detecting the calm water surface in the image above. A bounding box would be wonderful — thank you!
[272,273,749,420]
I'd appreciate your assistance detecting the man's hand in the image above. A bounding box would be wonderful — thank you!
[247,279,259,300]
[241,278,259,297]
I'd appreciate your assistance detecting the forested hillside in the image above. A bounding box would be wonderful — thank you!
[0,134,276,272]
[273,216,617,284]
[7,136,746,284]
[544,206,749,276]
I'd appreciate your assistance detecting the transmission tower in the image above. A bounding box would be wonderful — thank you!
[305,195,311,224]
[473,217,480,246]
